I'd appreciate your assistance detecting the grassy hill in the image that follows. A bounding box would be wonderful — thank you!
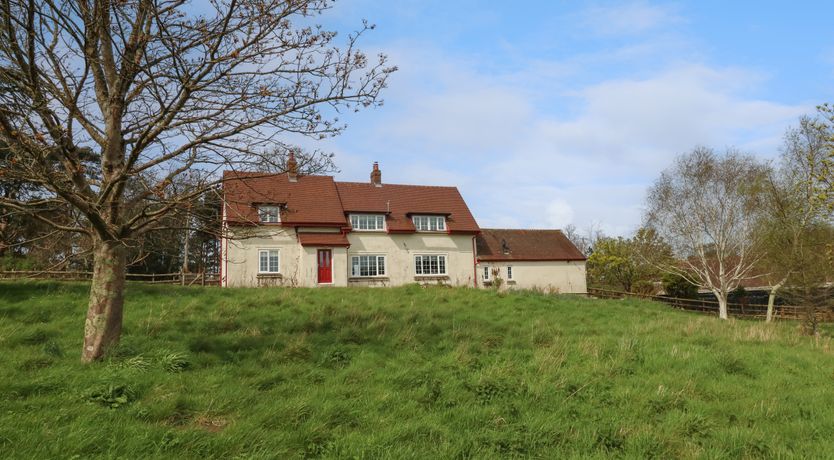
[1,282,833,459]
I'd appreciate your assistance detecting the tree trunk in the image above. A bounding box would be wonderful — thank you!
[717,293,729,320]
[82,238,127,362]
[766,278,787,323]
[182,216,190,274]
[802,305,818,336]
[801,287,819,336]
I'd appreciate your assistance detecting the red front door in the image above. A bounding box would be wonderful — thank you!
[317,249,332,284]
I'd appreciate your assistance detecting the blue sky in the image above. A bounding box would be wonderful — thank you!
[302,1,834,236]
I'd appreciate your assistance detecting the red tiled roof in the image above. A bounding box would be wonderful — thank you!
[223,171,347,226]
[298,232,350,247]
[476,229,586,262]
[222,170,480,234]
[335,182,480,233]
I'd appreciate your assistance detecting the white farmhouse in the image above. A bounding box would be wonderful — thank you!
[220,155,586,293]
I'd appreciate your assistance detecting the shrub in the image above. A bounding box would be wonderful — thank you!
[490,268,504,290]
[662,273,698,299]
[729,286,748,303]
[0,255,37,271]
[632,280,658,296]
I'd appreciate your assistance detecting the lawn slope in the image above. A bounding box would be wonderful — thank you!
[1,282,833,459]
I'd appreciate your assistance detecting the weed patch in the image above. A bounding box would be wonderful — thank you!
[87,384,138,409]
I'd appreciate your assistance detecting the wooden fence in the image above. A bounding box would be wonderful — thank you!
[0,270,220,286]
[587,287,834,322]
[1,274,828,321]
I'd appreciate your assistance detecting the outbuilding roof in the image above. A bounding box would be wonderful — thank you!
[476,229,586,262]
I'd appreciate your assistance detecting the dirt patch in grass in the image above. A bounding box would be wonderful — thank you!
[194,415,229,433]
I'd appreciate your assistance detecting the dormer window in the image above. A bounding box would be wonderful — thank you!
[350,214,385,231]
[258,205,281,223]
[412,215,445,232]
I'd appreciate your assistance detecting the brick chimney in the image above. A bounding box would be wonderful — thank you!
[287,150,298,182]
[370,161,382,187]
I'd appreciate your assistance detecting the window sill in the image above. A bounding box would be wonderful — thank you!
[257,273,283,287]
[414,275,450,281]
[348,277,389,286]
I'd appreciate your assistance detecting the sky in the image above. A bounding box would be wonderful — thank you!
[301,0,834,236]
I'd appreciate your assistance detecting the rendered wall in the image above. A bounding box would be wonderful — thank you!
[223,226,348,287]
[222,226,477,288]
[346,233,476,287]
[477,260,587,294]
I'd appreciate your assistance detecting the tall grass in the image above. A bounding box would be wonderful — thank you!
[1,282,833,458]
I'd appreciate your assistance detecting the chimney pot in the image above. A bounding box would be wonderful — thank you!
[370,161,382,187]
[287,149,298,182]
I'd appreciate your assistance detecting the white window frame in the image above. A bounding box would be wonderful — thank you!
[412,215,446,232]
[507,266,513,280]
[414,254,448,276]
[482,266,491,281]
[258,205,281,223]
[258,248,280,273]
[350,254,387,278]
[350,214,386,231]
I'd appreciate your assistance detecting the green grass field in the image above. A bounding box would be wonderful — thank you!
[1,282,833,459]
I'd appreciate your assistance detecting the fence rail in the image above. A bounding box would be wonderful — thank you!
[0,270,220,286]
[587,287,833,322]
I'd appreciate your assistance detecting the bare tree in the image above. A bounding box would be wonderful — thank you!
[563,222,605,256]
[813,104,834,213]
[759,116,833,322]
[644,147,767,320]
[0,0,395,361]
[562,224,588,256]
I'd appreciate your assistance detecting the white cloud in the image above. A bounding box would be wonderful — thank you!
[578,1,682,36]
[387,85,532,151]
[528,65,801,164]
[327,44,808,237]
[545,199,575,228]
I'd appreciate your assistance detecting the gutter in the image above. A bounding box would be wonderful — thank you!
[222,200,229,287]
[223,229,228,287]
[477,257,587,262]
[472,235,478,288]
